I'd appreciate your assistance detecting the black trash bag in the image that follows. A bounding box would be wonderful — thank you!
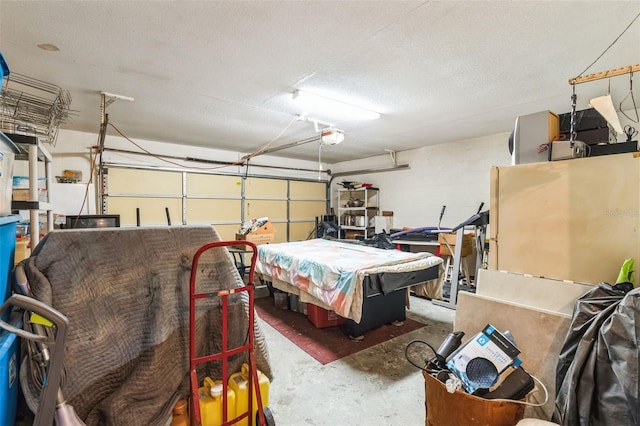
[362,232,396,250]
[316,220,339,239]
[553,282,638,426]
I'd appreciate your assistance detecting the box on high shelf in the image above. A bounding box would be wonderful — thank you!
[12,188,48,202]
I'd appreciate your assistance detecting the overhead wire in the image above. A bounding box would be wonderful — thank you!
[71,131,101,227]
[239,116,299,162]
[575,12,640,79]
[76,140,97,217]
[106,115,299,171]
[619,72,639,123]
[108,122,244,170]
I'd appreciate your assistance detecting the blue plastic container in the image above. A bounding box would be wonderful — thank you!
[0,215,20,322]
[0,315,21,426]
[0,51,9,84]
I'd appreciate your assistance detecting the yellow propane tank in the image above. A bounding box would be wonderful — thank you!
[198,377,237,426]
[227,363,270,426]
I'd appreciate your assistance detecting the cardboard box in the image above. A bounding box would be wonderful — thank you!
[344,230,363,240]
[438,232,473,257]
[234,221,275,248]
[12,188,47,202]
[445,324,521,394]
[374,215,393,233]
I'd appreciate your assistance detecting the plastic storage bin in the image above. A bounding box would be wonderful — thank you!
[307,303,346,328]
[0,315,22,426]
[0,215,20,321]
[0,152,14,217]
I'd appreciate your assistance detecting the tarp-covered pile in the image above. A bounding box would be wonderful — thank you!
[20,226,271,425]
[554,283,638,426]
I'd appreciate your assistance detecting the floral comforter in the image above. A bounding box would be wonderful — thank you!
[256,238,442,323]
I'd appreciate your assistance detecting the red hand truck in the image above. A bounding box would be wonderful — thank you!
[189,240,275,426]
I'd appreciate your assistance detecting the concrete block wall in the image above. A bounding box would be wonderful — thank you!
[330,132,512,230]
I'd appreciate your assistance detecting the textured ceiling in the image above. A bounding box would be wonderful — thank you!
[1,1,639,163]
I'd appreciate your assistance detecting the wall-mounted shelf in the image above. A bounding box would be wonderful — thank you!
[11,201,54,211]
[4,132,54,249]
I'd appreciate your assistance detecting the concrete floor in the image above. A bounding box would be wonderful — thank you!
[259,295,456,426]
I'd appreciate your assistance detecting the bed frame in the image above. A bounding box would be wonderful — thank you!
[341,265,440,338]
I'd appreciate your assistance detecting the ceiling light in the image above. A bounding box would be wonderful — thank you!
[37,43,60,51]
[321,128,345,145]
[293,90,380,121]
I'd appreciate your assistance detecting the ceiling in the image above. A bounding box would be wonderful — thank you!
[1,1,639,164]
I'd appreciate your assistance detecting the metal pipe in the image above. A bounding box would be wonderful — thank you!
[327,164,410,215]
[99,146,328,174]
[252,135,321,155]
[97,109,108,214]
[328,164,410,185]
[28,144,40,249]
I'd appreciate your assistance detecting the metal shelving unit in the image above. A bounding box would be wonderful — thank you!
[4,132,54,249]
[336,187,379,239]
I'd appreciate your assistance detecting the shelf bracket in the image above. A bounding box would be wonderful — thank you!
[384,149,397,167]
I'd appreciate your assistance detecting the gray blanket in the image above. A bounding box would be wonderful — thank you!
[21,226,271,425]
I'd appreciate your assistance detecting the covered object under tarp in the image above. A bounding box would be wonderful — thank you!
[19,226,271,425]
[554,283,639,426]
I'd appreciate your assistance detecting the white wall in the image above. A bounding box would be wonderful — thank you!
[329,132,512,230]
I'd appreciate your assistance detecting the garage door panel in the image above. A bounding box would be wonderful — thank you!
[290,181,326,199]
[290,200,326,220]
[108,169,182,195]
[245,178,287,197]
[107,197,182,226]
[187,199,241,222]
[244,200,286,220]
[212,224,239,241]
[187,174,242,197]
[290,221,316,241]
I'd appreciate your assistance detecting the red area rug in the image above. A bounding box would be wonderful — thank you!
[255,297,426,365]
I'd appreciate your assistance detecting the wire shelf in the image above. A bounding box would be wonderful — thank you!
[0,73,74,146]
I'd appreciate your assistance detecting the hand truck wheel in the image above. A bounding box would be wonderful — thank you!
[256,406,276,426]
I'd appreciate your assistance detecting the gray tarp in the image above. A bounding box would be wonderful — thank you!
[554,283,638,426]
[21,226,271,426]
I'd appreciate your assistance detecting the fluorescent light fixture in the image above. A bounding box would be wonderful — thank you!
[321,128,345,145]
[293,90,380,121]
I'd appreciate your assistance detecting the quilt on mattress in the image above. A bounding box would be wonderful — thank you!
[256,238,442,323]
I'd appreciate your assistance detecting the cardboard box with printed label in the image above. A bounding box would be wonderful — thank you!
[234,221,275,248]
